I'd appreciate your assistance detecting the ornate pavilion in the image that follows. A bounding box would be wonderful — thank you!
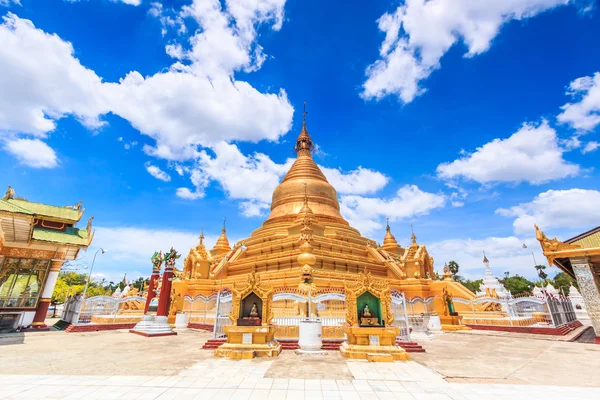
[174,115,476,335]
[536,225,600,344]
[0,187,93,330]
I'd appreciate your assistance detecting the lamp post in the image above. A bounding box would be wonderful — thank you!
[82,248,106,299]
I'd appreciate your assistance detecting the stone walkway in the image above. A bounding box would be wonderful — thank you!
[2,329,600,399]
[1,357,599,399]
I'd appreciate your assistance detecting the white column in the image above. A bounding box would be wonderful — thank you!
[571,257,600,336]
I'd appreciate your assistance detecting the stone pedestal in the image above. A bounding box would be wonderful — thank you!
[129,315,177,337]
[296,319,327,356]
[440,315,471,331]
[174,313,190,330]
[340,326,409,361]
[215,325,281,359]
[427,314,442,331]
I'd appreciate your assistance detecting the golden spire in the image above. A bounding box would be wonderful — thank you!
[198,226,205,246]
[212,217,231,254]
[382,217,400,252]
[294,102,314,157]
[411,224,417,245]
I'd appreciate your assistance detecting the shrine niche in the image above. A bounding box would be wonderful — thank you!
[340,268,408,362]
[216,268,281,359]
[238,292,262,326]
[344,268,394,328]
[357,291,382,327]
[228,268,273,327]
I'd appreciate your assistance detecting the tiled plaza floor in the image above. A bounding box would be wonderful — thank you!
[1,357,599,400]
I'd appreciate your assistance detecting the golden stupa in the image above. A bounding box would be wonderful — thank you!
[174,112,479,337]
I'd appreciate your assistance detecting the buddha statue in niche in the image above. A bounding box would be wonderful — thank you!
[249,303,259,318]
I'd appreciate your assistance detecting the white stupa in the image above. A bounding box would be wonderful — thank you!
[568,283,590,320]
[533,282,559,297]
[476,252,509,299]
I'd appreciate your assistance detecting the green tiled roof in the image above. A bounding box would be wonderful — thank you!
[32,227,90,246]
[0,199,34,215]
[6,198,81,222]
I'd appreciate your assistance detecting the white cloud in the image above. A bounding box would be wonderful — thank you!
[1,0,21,6]
[428,236,546,279]
[81,226,224,281]
[0,13,108,137]
[177,141,293,209]
[145,163,171,182]
[3,138,58,168]
[582,141,599,154]
[436,121,580,184]
[557,72,600,132]
[321,166,389,195]
[362,0,572,103]
[496,188,600,234]
[1,5,293,164]
[149,1,186,37]
[340,185,446,236]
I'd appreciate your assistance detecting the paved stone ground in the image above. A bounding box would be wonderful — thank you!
[410,331,600,387]
[1,328,599,399]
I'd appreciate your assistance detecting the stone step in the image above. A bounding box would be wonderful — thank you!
[201,339,225,350]
[395,341,425,353]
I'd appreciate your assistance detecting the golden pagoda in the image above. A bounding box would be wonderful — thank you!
[174,110,477,340]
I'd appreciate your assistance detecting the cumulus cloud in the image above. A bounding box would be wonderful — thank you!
[321,166,389,195]
[496,188,600,234]
[436,121,580,184]
[145,163,171,182]
[81,226,229,282]
[362,0,572,103]
[582,141,599,154]
[428,236,545,279]
[3,138,58,168]
[557,72,600,132]
[1,0,21,6]
[0,13,108,137]
[340,185,446,236]
[1,2,293,165]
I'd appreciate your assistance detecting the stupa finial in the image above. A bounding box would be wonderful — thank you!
[411,224,417,244]
[222,217,226,234]
[295,101,314,155]
[199,226,204,245]
[386,217,390,232]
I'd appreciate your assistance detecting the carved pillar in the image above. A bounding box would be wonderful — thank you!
[156,262,173,317]
[571,257,600,341]
[144,267,160,314]
[32,260,63,328]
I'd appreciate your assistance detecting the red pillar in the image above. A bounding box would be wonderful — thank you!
[31,260,63,328]
[156,262,173,317]
[144,269,160,314]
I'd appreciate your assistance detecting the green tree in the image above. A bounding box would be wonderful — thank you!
[535,264,548,281]
[52,272,107,302]
[448,261,461,281]
[552,272,574,296]
[462,279,483,294]
[500,274,534,296]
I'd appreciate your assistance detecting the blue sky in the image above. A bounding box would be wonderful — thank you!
[1,0,599,284]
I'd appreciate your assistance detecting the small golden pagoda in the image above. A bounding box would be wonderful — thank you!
[174,110,476,342]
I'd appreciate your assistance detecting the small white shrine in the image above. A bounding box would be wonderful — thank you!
[568,283,590,320]
[476,253,509,299]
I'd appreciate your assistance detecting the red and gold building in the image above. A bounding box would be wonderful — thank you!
[0,187,93,330]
